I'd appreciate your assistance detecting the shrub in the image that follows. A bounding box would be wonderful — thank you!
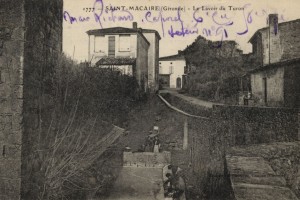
[29,54,143,199]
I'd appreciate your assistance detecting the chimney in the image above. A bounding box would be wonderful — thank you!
[268,14,278,35]
[133,22,137,29]
[268,14,281,64]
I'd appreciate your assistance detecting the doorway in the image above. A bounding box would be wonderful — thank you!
[263,77,267,105]
[176,77,182,88]
[159,75,170,88]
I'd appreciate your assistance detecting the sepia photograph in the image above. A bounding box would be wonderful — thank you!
[0,0,300,199]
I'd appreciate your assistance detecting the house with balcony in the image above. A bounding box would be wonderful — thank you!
[244,14,300,108]
[159,53,186,89]
[86,22,160,92]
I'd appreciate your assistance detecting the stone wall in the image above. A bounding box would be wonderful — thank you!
[136,33,149,90]
[160,93,212,118]
[250,60,300,108]
[143,32,159,92]
[161,92,299,198]
[259,18,300,66]
[212,105,299,146]
[0,0,63,199]
[251,67,285,107]
[228,142,300,199]
[187,105,299,199]
[123,152,171,168]
[268,14,281,64]
[284,63,300,108]
[0,1,25,199]
[279,20,300,61]
[21,0,63,199]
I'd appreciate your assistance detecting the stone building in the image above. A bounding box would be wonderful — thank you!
[246,14,300,108]
[249,58,300,107]
[142,28,161,92]
[0,0,63,199]
[159,54,186,89]
[249,14,300,66]
[87,22,160,92]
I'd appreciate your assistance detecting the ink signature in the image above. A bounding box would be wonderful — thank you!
[63,0,286,45]
[144,10,198,38]
[64,0,134,28]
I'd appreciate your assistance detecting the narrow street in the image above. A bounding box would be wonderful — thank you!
[85,90,300,200]
[159,89,222,109]
[89,94,206,200]
[88,91,224,200]
[1,2,300,200]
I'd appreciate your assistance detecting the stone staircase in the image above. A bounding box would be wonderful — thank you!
[226,155,299,200]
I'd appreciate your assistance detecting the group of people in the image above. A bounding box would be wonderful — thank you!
[163,165,186,200]
[142,134,161,153]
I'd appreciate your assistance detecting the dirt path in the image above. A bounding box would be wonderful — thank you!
[91,95,199,199]
[160,89,223,108]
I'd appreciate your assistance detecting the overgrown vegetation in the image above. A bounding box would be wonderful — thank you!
[27,54,144,200]
[182,36,258,103]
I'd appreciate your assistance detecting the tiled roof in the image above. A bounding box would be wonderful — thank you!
[86,27,161,43]
[141,29,161,40]
[87,27,150,45]
[87,27,138,35]
[249,18,300,43]
[248,57,300,74]
[159,54,185,61]
[95,57,136,66]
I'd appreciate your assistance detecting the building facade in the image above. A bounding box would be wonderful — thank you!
[159,54,186,89]
[249,59,300,108]
[0,0,63,199]
[249,14,300,66]
[87,23,160,92]
[247,14,300,108]
[142,30,160,92]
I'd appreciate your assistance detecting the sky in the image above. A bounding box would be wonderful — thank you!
[63,0,300,62]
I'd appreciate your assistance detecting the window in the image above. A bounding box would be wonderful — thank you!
[94,36,106,53]
[119,35,131,52]
[108,36,116,57]
[169,66,174,74]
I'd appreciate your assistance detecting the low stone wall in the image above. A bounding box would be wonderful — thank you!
[189,105,299,196]
[228,142,300,199]
[212,105,299,146]
[123,151,171,168]
[158,91,300,198]
[187,104,299,199]
[160,93,212,118]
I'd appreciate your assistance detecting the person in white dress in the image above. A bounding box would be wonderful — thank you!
[153,136,160,153]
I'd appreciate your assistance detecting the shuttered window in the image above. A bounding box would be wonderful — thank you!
[94,36,106,53]
[119,35,131,52]
[108,36,116,57]
[169,66,174,74]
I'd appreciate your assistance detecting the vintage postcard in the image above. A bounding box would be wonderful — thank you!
[0,0,300,199]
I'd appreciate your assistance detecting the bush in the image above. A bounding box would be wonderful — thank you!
[29,54,143,199]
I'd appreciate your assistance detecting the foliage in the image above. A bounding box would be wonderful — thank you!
[29,53,143,199]
[183,36,256,102]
